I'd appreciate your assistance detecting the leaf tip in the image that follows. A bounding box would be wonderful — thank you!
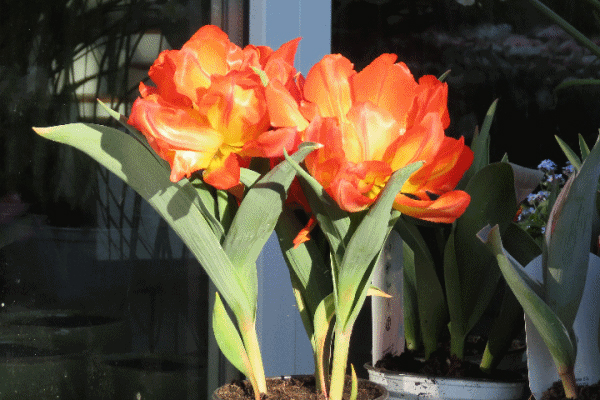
[32,126,50,136]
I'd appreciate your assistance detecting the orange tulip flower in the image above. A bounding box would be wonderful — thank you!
[128,25,301,189]
[267,53,473,223]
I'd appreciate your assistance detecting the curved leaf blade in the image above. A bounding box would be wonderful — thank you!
[34,123,252,318]
[479,225,576,370]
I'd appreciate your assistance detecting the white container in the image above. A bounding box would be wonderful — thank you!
[366,364,527,400]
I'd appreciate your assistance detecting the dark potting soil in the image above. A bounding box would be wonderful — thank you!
[541,380,600,400]
[214,375,384,400]
[374,348,524,382]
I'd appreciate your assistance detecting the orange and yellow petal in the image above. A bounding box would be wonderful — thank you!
[350,54,418,129]
[203,152,242,190]
[304,54,355,120]
[393,190,471,224]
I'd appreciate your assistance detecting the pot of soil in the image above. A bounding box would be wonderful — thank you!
[212,375,389,400]
[365,351,527,400]
[0,309,130,353]
[0,340,88,400]
[89,352,204,400]
[540,379,600,400]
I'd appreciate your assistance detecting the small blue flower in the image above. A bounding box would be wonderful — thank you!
[563,163,575,176]
[538,159,557,172]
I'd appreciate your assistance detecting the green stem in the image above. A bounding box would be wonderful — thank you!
[525,0,600,59]
[328,329,352,400]
[240,321,267,395]
[559,367,579,399]
[449,330,465,360]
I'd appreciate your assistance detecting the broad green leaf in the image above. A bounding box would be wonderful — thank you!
[239,168,261,187]
[481,222,541,371]
[275,207,332,335]
[337,162,422,330]
[459,99,497,188]
[479,225,576,371]
[99,101,229,239]
[449,162,517,354]
[579,134,591,161]
[312,293,335,396]
[395,216,446,357]
[34,123,252,319]
[212,292,253,381]
[97,100,169,169]
[544,135,600,330]
[448,163,516,355]
[223,142,321,309]
[444,233,466,358]
[555,135,582,171]
[282,149,351,265]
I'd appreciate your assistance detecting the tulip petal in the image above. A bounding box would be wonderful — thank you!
[266,79,309,130]
[350,54,418,129]
[393,190,471,223]
[203,152,242,190]
[242,127,301,158]
[304,54,354,120]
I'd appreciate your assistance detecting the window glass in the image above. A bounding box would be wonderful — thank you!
[0,1,229,398]
[332,0,600,167]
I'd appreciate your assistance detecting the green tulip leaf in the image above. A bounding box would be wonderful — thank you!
[223,142,321,310]
[555,135,582,172]
[337,162,422,330]
[33,123,253,320]
[480,222,541,371]
[394,216,446,357]
[448,162,517,358]
[282,148,351,265]
[212,292,253,380]
[275,207,332,339]
[479,225,576,371]
[459,99,496,188]
[545,135,600,330]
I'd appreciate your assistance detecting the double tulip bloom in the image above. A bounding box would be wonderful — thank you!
[128,25,301,189]
[267,53,473,223]
[129,25,473,224]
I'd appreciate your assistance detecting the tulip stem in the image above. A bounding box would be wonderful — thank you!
[560,368,579,399]
[328,328,353,400]
[240,321,268,396]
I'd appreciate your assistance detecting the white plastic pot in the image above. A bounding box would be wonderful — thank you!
[366,364,526,400]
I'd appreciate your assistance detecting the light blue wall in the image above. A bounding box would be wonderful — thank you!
[250,0,331,75]
[249,0,331,377]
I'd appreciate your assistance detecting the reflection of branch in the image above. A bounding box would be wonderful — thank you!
[526,0,600,59]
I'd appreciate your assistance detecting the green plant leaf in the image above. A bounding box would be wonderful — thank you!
[395,216,446,357]
[350,365,358,400]
[459,99,497,189]
[579,134,591,161]
[275,207,332,339]
[555,135,582,172]
[212,292,252,379]
[34,123,252,319]
[222,142,321,310]
[282,149,351,266]
[480,222,541,372]
[544,135,600,331]
[448,162,518,358]
[478,225,576,372]
[337,162,422,330]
